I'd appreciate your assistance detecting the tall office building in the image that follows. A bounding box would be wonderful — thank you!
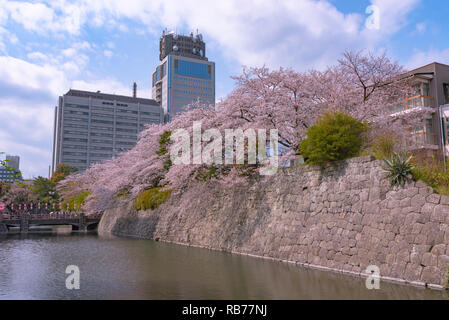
[152,30,215,122]
[0,154,22,182]
[52,89,163,173]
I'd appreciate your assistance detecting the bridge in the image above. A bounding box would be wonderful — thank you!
[0,212,102,234]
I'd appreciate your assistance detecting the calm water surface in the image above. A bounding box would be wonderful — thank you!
[0,229,447,300]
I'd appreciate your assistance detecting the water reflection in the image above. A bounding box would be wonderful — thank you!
[0,232,447,300]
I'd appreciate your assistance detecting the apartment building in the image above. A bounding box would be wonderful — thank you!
[383,62,449,158]
[152,30,215,122]
[52,89,163,173]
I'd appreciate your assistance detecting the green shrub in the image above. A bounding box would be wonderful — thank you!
[383,152,414,187]
[299,111,368,165]
[134,187,171,211]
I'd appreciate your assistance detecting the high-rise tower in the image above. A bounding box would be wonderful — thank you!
[152,30,215,122]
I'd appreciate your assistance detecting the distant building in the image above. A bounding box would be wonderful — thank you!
[152,30,215,122]
[5,155,19,170]
[382,62,449,158]
[52,88,163,173]
[0,154,23,183]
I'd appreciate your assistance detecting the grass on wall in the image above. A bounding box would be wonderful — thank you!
[134,187,172,211]
[63,191,91,211]
[411,157,449,196]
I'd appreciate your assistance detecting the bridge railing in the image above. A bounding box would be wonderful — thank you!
[1,212,102,221]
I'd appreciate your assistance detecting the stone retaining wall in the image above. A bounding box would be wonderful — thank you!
[99,156,449,289]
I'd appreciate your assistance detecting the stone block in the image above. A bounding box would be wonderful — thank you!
[410,194,426,209]
[400,198,411,207]
[421,266,442,285]
[414,234,427,245]
[438,255,449,269]
[440,195,449,206]
[426,194,441,205]
[419,187,434,197]
[415,181,428,188]
[404,263,423,281]
[431,244,446,256]
[421,203,435,214]
[422,252,438,267]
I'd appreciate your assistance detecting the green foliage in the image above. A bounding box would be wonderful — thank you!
[31,176,58,203]
[115,194,130,198]
[411,157,449,195]
[0,152,10,169]
[51,163,78,183]
[0,152,22,181]
[134,187,171,211]
[364,134,397,160]
[157,131,173,171]
[163,159,173,171]
[195,167,218,181]
[299,111,368,165]
[63,191,91,211]
[157,131,172,156]
[383,152,414,187]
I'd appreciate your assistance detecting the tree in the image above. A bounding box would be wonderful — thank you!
[51,163,78,183]
[338,50,404,103]
[58,50,421,213]
[31,176,58,203]
[1,183,36,207]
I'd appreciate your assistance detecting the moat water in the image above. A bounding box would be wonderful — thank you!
[0,228,447,300]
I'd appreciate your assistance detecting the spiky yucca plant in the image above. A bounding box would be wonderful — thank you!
[383,152,414,187]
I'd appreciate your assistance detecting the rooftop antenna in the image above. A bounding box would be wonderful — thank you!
[133,82,137,98]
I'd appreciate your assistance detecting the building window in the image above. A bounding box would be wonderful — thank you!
[422,82,430,97]
[444,84,449,104]
[162,62,166,78]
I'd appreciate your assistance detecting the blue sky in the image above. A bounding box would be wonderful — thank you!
[0,0,448,179]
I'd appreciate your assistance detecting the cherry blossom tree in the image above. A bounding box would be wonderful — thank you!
[59,50,427,213]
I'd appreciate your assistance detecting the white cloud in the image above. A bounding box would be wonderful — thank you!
[27,51,49,63]
[0,0,422,70]
[0,97,54,179]
[0,0,424,178]
[104,49,113,58]
[369,0,420,35]
[0,56,66,96]
[0,54,137,178]
[406,49,449,69]
[5,1,54,33]
[71,78,150,98]
[415,22,427,34]
[2,0,87,35]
